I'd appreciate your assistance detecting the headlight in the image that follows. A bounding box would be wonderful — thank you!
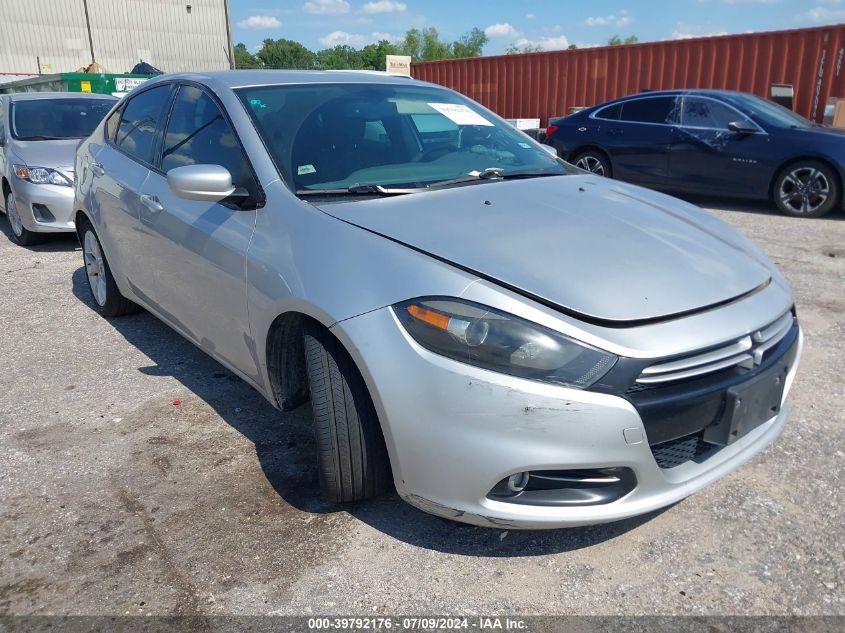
[13,164,72,187]
[393,298,617,388]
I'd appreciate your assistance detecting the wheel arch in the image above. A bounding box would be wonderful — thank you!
[1,176,10,211]
[769,155,844,203]
[567,144,613,169]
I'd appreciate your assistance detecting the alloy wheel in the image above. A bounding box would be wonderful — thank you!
[6,195,24,237]
[575,155,606,176]
[83,231,108,307]
[778,167,830,215]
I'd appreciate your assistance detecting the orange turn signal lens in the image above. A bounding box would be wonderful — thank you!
[406,304,450,331]
[14,166,29,179]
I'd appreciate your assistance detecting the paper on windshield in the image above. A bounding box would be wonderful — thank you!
[427,103,494,126]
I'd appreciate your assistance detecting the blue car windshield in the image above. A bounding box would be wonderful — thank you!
[736,94,814,129]
[10,98,115,140]
[236,83,568,192]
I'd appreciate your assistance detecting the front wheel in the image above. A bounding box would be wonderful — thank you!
[774,161,839,218]
[571,149,612,178]
[303,323,391,503]
[79,219,139,317]
[5,192,44,246]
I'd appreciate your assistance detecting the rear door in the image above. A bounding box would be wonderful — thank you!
[134,83,261,375]
[599,96,680,186]
[669,95,772,196]
[90,84,174,287]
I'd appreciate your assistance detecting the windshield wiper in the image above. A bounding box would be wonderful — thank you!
[425,168,565,189]
[296,184,419,197]
[14,135,69,141]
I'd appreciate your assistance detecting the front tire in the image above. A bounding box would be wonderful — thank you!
[79,219,139,317]
[303,323,391,503]
[774,161,839,218]
[571,149,612,178]
[5,192,45,246]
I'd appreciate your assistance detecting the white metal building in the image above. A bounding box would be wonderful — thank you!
[0,0,233,75]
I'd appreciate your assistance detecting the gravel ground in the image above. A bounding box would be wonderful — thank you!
[0,197,843,617]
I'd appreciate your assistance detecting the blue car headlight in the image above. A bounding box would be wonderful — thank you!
[13,164,73,187]
[393,297,617,388]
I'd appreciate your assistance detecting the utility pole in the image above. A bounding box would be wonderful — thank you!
[82,0,96,65]
[222,0,235,69]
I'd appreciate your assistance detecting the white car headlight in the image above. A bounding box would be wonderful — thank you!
[13,164,73,187]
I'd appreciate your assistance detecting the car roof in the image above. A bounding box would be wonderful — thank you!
[142,69,429,90]
[5,91,117,101]
[598,89,754,105]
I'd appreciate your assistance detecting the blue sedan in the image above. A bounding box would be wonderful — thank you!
[545,90,845,217]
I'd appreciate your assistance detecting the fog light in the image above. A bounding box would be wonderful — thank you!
[507,472,529,493]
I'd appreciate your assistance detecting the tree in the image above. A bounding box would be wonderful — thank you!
[258,38,316,68]
[316,45,365,69]
[233,43,262,69]
[608,35,639,46]
[505,43,543,55]
[452,27,488,58]
[360,40,402,70]
[420,27,452,61]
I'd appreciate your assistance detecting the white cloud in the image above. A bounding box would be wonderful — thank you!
[671,26,729,39]
[361,0,406,13]
[805,5,845,21]
[237,15,281,29]
[319,30,399,46]
[525,13,536,19]
[585,12,632,28]
[484,23,519,38]
[513,34,571,51]
[304,0,350,15]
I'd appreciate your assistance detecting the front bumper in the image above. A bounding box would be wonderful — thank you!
[8,178,75,233]
[333,307,802,529]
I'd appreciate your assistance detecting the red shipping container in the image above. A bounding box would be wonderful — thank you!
[412,24,845,125]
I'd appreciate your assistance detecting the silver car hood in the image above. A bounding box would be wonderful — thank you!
[10,139,79,172]
[316,175,773,324]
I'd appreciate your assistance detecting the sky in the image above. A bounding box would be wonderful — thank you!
[228,0,845,55]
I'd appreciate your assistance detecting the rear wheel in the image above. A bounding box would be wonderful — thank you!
[5,192,44,246]
[79,219,139,317]
[303,323,391,503]
[571,149,612,178]
[774,161,839,218]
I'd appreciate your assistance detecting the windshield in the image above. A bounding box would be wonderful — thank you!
[236,83,569,193]
[10,98,115,140]
[736,94,814,129]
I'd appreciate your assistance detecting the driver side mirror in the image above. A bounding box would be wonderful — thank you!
[167,164,248,203]
[728,120,758,135]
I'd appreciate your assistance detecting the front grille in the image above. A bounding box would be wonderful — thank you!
[650,432,716,469]
[634,311,794,387]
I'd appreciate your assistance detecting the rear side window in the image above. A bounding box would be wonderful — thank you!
[104,106,121,142]
[114,85,172,164]
[681,97,749,130]
[620,97,678,124]
[594,103,622,120]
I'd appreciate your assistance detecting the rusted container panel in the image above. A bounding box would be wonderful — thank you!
[412,24,845,124]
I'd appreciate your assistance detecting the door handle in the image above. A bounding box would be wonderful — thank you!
[90,162,105,177]
[140,194,164,213]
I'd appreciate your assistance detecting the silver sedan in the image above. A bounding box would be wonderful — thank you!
[74,71,801,528]
[0,92,116,246]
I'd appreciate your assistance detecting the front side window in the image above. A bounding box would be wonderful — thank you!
[681,97,749,130]
[10,98,115,140]
[236,83,569,194]
[160,85,254,194]
[114,85,172,164]
[620,97,679,125]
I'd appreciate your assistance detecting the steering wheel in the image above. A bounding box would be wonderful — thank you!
[417,146,452,162]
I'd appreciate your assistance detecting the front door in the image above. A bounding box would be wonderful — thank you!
[669,96,772,196]
[134,84,261,377]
